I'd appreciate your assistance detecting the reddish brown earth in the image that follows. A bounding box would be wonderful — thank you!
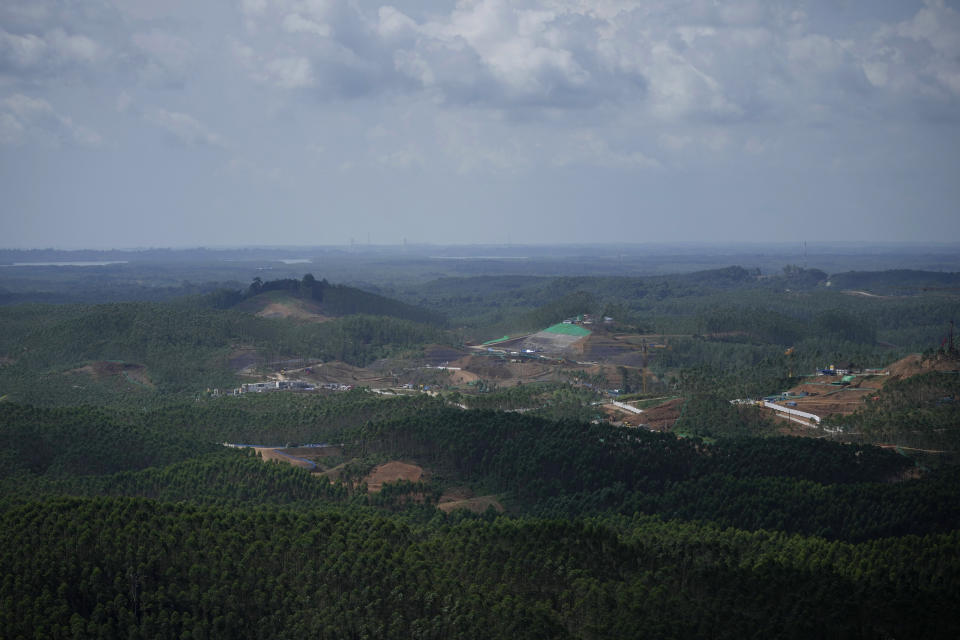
[769,353,959,421]
[641,398,684,431]
[438,487,504,514]
[363,461,424,492]
[256,300,332,322]
[602,403,645,427]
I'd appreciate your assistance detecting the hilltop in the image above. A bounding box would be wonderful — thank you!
[212,274,445,326]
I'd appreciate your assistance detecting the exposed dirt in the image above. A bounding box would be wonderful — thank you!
[319,461,349,482]
[256,300,332,322]
[303,361,395,386]
[578,333,641,361]
[438,494,505,514]
[228,349,259,373]
[0,356,14,366]
[885,353,960,380]
[449,355,568,386]
[363,461,425,492]
[520,331,588,357]
[450,369,481,384]
[601,402,645,427]
[421,344,470,366]
[235,292,332,323]
[641,398,684,431]
[763,353,960,424]
[886,354,927,380]
[67,361,154,388]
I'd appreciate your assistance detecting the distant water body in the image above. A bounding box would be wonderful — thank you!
[4,261,129,267]
[430,256,529,260]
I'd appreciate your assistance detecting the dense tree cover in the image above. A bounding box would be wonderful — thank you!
[0,497,956,640]
[0,403,213,479]
[2,391,959,637]
[348,407,958,541]
[136,390,443,446]
[827,269,960,293]
[672,393,774,438]
[5,398,949,543]
[0,392,442,468]
[2,450,354,508]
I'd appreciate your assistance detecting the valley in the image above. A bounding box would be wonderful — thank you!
[1,247,959,639]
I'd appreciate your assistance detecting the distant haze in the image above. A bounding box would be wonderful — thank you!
[1,1,958,248]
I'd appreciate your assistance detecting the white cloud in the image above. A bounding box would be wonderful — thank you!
[376,148,424,169]
[46,28,102,64]
[116,90,133,113]
[131,29,195,85]
[265,56,315,88]
[552,130,660,169]
[144,107,223,147]
[282,13,331,37]
[218,0,960,128]
[0,93,102,147]
[0,27,104,78]
[0,29,47,68]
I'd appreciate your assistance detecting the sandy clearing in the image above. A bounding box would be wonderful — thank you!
[256,301,332,322]
[641,398,683,431]
[66,361,154,388]
[363,461,424,492]
[438,495,504,514]
[438,487,504,514]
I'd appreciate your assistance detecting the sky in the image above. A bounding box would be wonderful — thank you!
[1,0,959,248]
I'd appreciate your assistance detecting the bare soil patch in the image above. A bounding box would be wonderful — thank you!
[885,353,960,380]
[438,495,504,514]
[363,461,425,492]
[642,398,684,431]
[450,369,481,384]
[775,354,959,421]
[228,349,259,373]
[601,403,645,427]
[67,361,154,388]
[256,300,332,322]
[438,486,504,513]
[520,331,588,357]
[579,334,642,361]
[421,344,469,365]
[319,461,349,482]
[254,447,317,470]
[886,354,927,380]
[306,361,395,386]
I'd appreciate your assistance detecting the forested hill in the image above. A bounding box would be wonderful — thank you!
[0,301,452,405]
[826,269,960,293]
[2,393,960,639]
[209,274,445,326]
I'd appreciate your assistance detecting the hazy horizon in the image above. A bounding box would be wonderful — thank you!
[2,1,959,248]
